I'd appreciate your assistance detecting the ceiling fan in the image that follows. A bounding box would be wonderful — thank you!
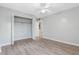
[36,3,56,14]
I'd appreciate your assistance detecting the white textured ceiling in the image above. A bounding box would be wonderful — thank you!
[0,3,79,18]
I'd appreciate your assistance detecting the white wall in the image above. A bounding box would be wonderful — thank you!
[0,6,12,46]
[43,7,79,46]
[0,6,34,47]
[32,17,39,40]
[14,17,32,41]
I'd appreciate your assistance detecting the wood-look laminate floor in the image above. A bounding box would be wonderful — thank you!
[0,38,79,55]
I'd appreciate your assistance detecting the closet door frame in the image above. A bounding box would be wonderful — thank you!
[11,13,14,45]
[11,14,32,45]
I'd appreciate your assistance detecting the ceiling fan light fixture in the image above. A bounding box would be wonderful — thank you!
[40,9,51,14]
[41,9,47,13]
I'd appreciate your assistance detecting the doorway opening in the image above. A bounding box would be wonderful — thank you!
[13,16,32,42]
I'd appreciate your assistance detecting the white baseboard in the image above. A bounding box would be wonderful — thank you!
[44,36,79,47]
[0,38,32,48]
[14,37,32,41]
[0,43,11,47]
[0,42,12,53]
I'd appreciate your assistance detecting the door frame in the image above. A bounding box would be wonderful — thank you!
[11,14,33,45]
